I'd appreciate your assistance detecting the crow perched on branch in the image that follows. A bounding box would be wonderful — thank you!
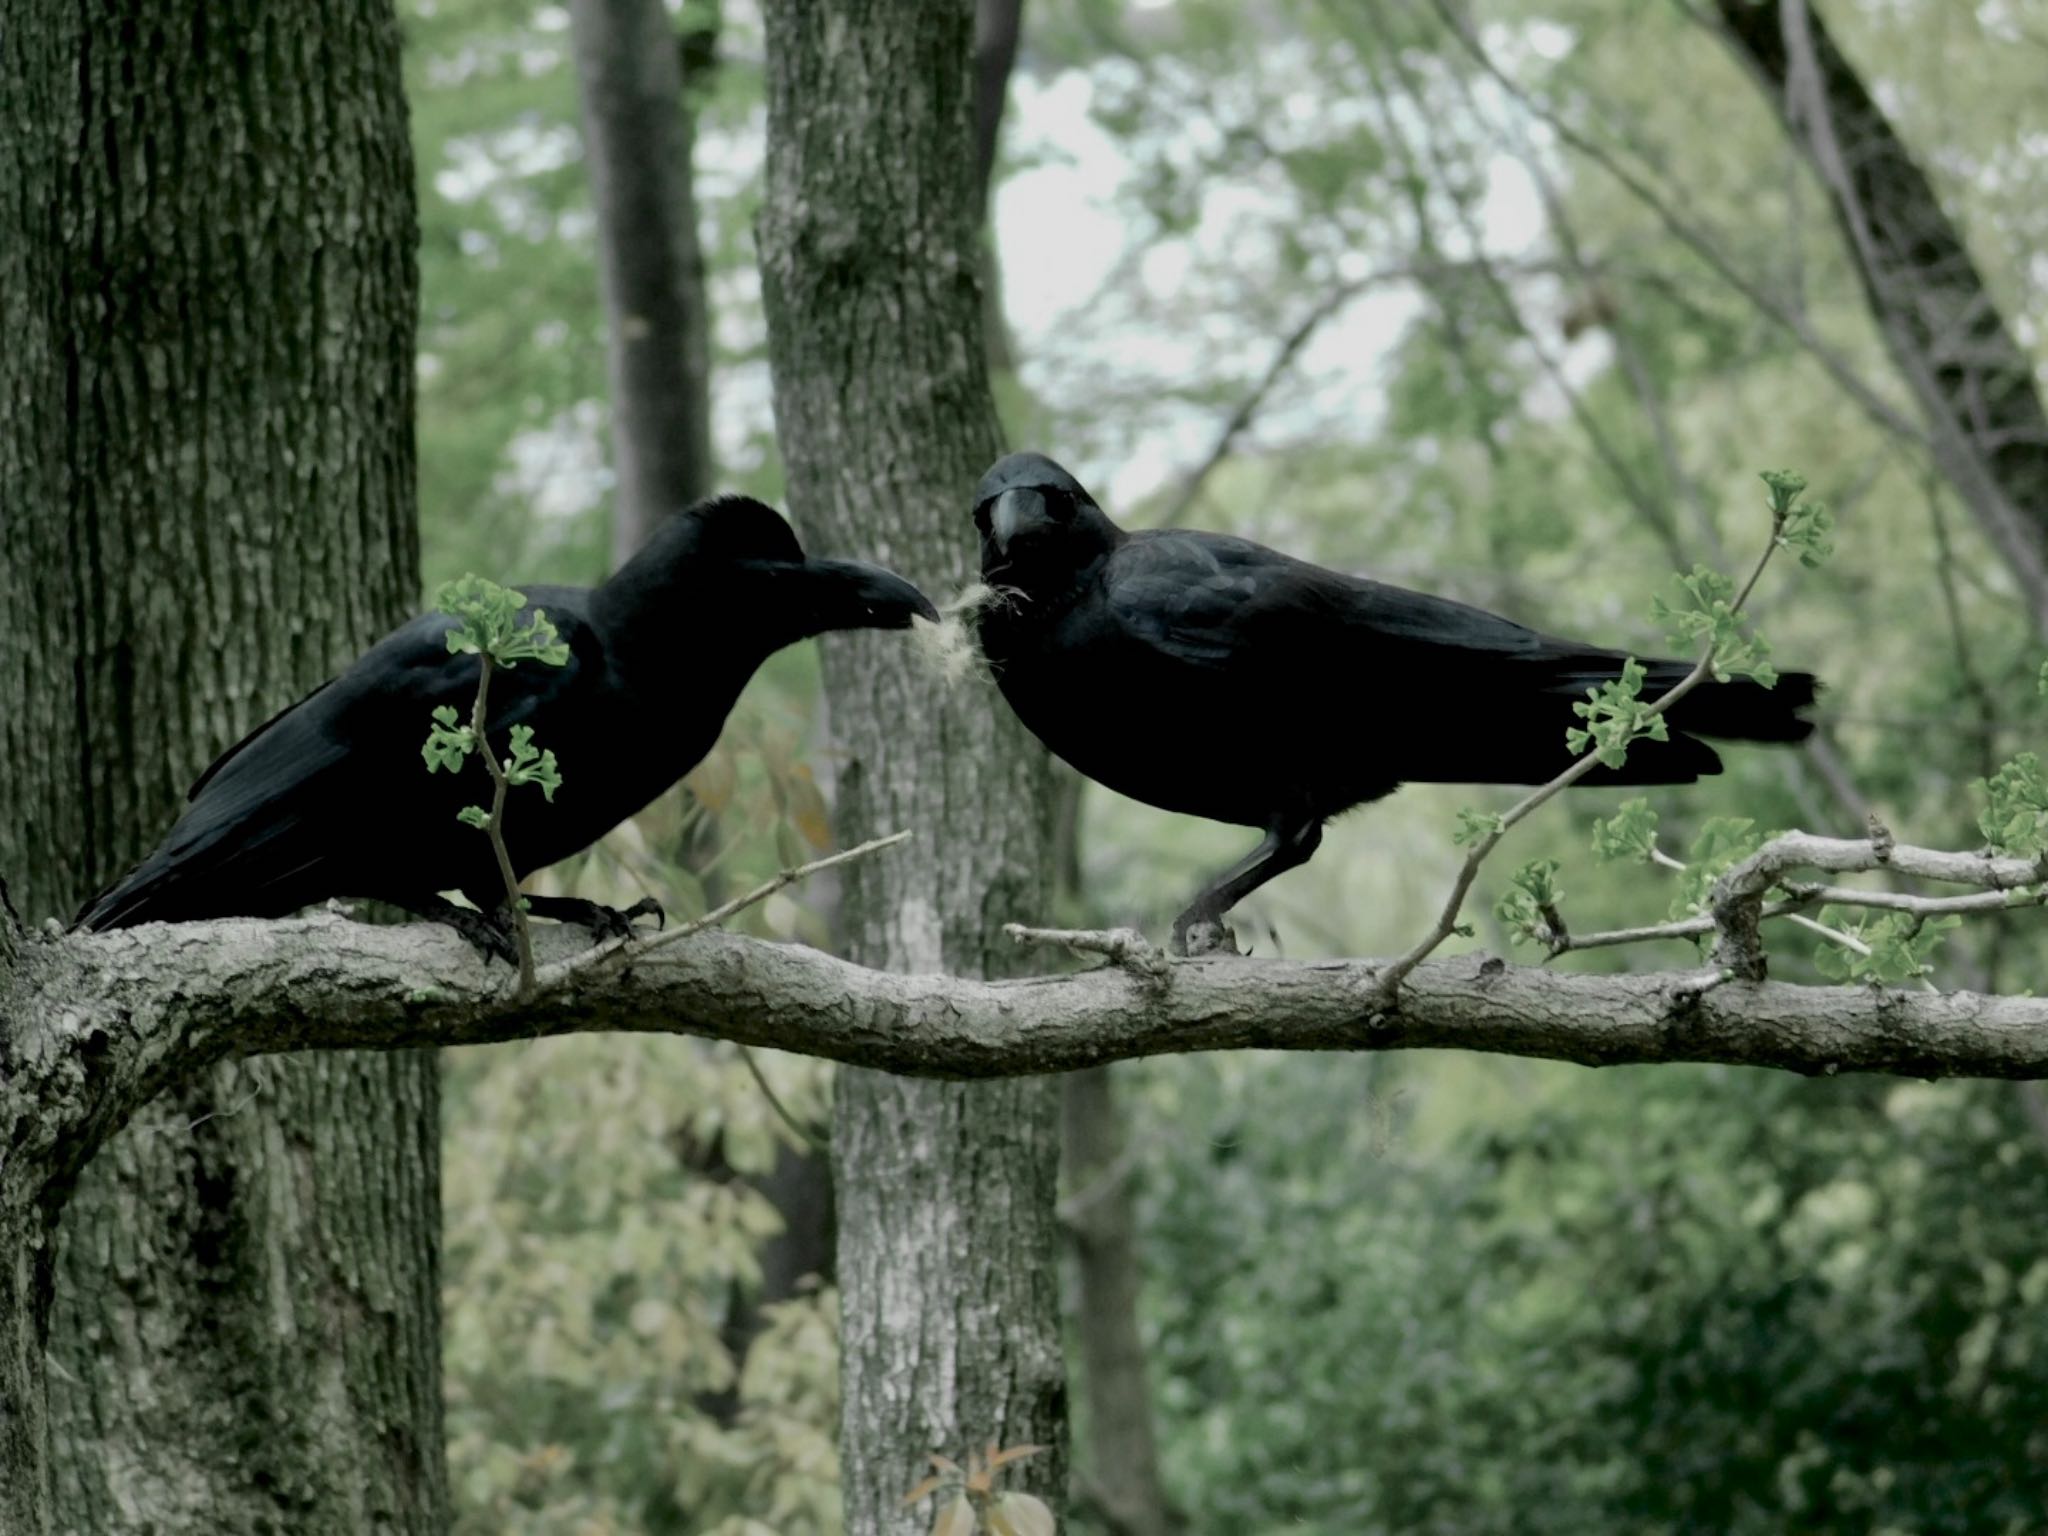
[77,496,936,958]
[970,452,1819,952]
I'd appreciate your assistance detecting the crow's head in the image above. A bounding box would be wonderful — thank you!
[971,452,1123,591]
[630,495,938,638]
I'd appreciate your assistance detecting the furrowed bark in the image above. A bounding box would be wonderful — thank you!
[755,1,1068,1528]
[0,4,443,1531]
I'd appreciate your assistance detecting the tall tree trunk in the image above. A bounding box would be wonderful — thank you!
[1063,1066,1171,1536]
[571,0,844,1430]
[757,3,1066,1530]
[0,5,443,1532]
[571,0,717,566]
[1709,0,2048,636]
[975,0,1026,375]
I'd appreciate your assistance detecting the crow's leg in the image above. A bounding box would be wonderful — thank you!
[523,894,666,943]
[384,894,520,967]
[1170,816,1323,957]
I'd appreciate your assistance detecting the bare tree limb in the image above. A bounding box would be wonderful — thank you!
[14,915,2048,1183]
[1710,826,2046,979]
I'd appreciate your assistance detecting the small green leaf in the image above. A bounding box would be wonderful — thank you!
[1978,752,2048,857]
[1811,907,1959,985]
[1496,859,1563,947]
[1650,566,1776,684]
[1568,658,1670,770]
[456,805,491,829]
[1591,798,1659,863]
[1759,468,1807,515]
[1453,808,1505,847]
[422,717,476,774]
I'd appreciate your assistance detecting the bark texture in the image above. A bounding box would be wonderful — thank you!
[570,0,717,565]
[0,5,443,1532]
[1710,0,2048,634]
[754,2,1067,1528]
[1063,1067,1170,1536]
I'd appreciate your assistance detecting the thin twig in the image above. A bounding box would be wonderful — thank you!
[471,654,538,996]
[542,830,912,984]
[1421,0,1928,451]
[736,1043,828,1155]
[1005,923,1170,981]
[1379,517,1785,999]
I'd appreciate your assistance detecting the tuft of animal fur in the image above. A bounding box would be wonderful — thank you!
[907,581,1022,686]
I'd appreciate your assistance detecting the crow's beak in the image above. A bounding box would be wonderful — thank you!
[989,487,1051,556]
[807,558,940,629]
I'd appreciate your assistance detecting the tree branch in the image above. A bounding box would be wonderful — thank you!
[14,910,2048,1197]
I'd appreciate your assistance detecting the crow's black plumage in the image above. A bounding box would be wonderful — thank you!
[971,452,1819,950]
[77,495,937,955]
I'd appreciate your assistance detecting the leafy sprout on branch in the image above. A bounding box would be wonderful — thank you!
[1377,468,1827,997]
[420,574,571,995]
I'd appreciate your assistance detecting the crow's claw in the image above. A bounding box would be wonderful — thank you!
[1170,910,1242,959]
[522,894,665,944]
[621,895,667,932]
[439,906,520,968]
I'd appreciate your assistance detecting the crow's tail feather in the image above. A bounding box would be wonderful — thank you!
[1661,668,1819,745]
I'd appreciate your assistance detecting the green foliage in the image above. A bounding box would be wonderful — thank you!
[1495,858,1562,947]
[443,1038,841,1536]
[435,574,573,668]
[1810,908,1960,985]
[1977,752,2048,857]
[424,705,477,774]
[422,576,570,836]
[1671,816,1767,918]
[504,724,564,802]
[1764,470,1835,569]
[1566,656,1669,768]
[1650,565,1777,686]
[1138,1053,2048,1536]
[1590,797,1658,863]
[1452,808,1504,847]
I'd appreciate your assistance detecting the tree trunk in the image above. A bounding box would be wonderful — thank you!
[0,5,443,1532]
[756,2,1066,1529]
[1709,0,2048,636]
[1063,1066,1171,1536]
[975,0,1025,374]
[571,0,717,566]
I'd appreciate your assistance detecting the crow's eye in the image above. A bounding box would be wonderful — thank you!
[1046,490,1076,523]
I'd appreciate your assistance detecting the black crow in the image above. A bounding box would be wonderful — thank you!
[77,495,937,957]
[970,452,1818,952]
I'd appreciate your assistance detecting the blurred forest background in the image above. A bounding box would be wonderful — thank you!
[406,1,2048,1531]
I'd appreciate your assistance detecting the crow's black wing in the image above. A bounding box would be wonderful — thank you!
[1100,529,1560,677]
[1100,530,1806,787]
[76,591,602,928]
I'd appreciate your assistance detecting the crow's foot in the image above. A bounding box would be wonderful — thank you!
[437,906,520,968]
[524,894,666,943]
[1170,910,1243,958]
